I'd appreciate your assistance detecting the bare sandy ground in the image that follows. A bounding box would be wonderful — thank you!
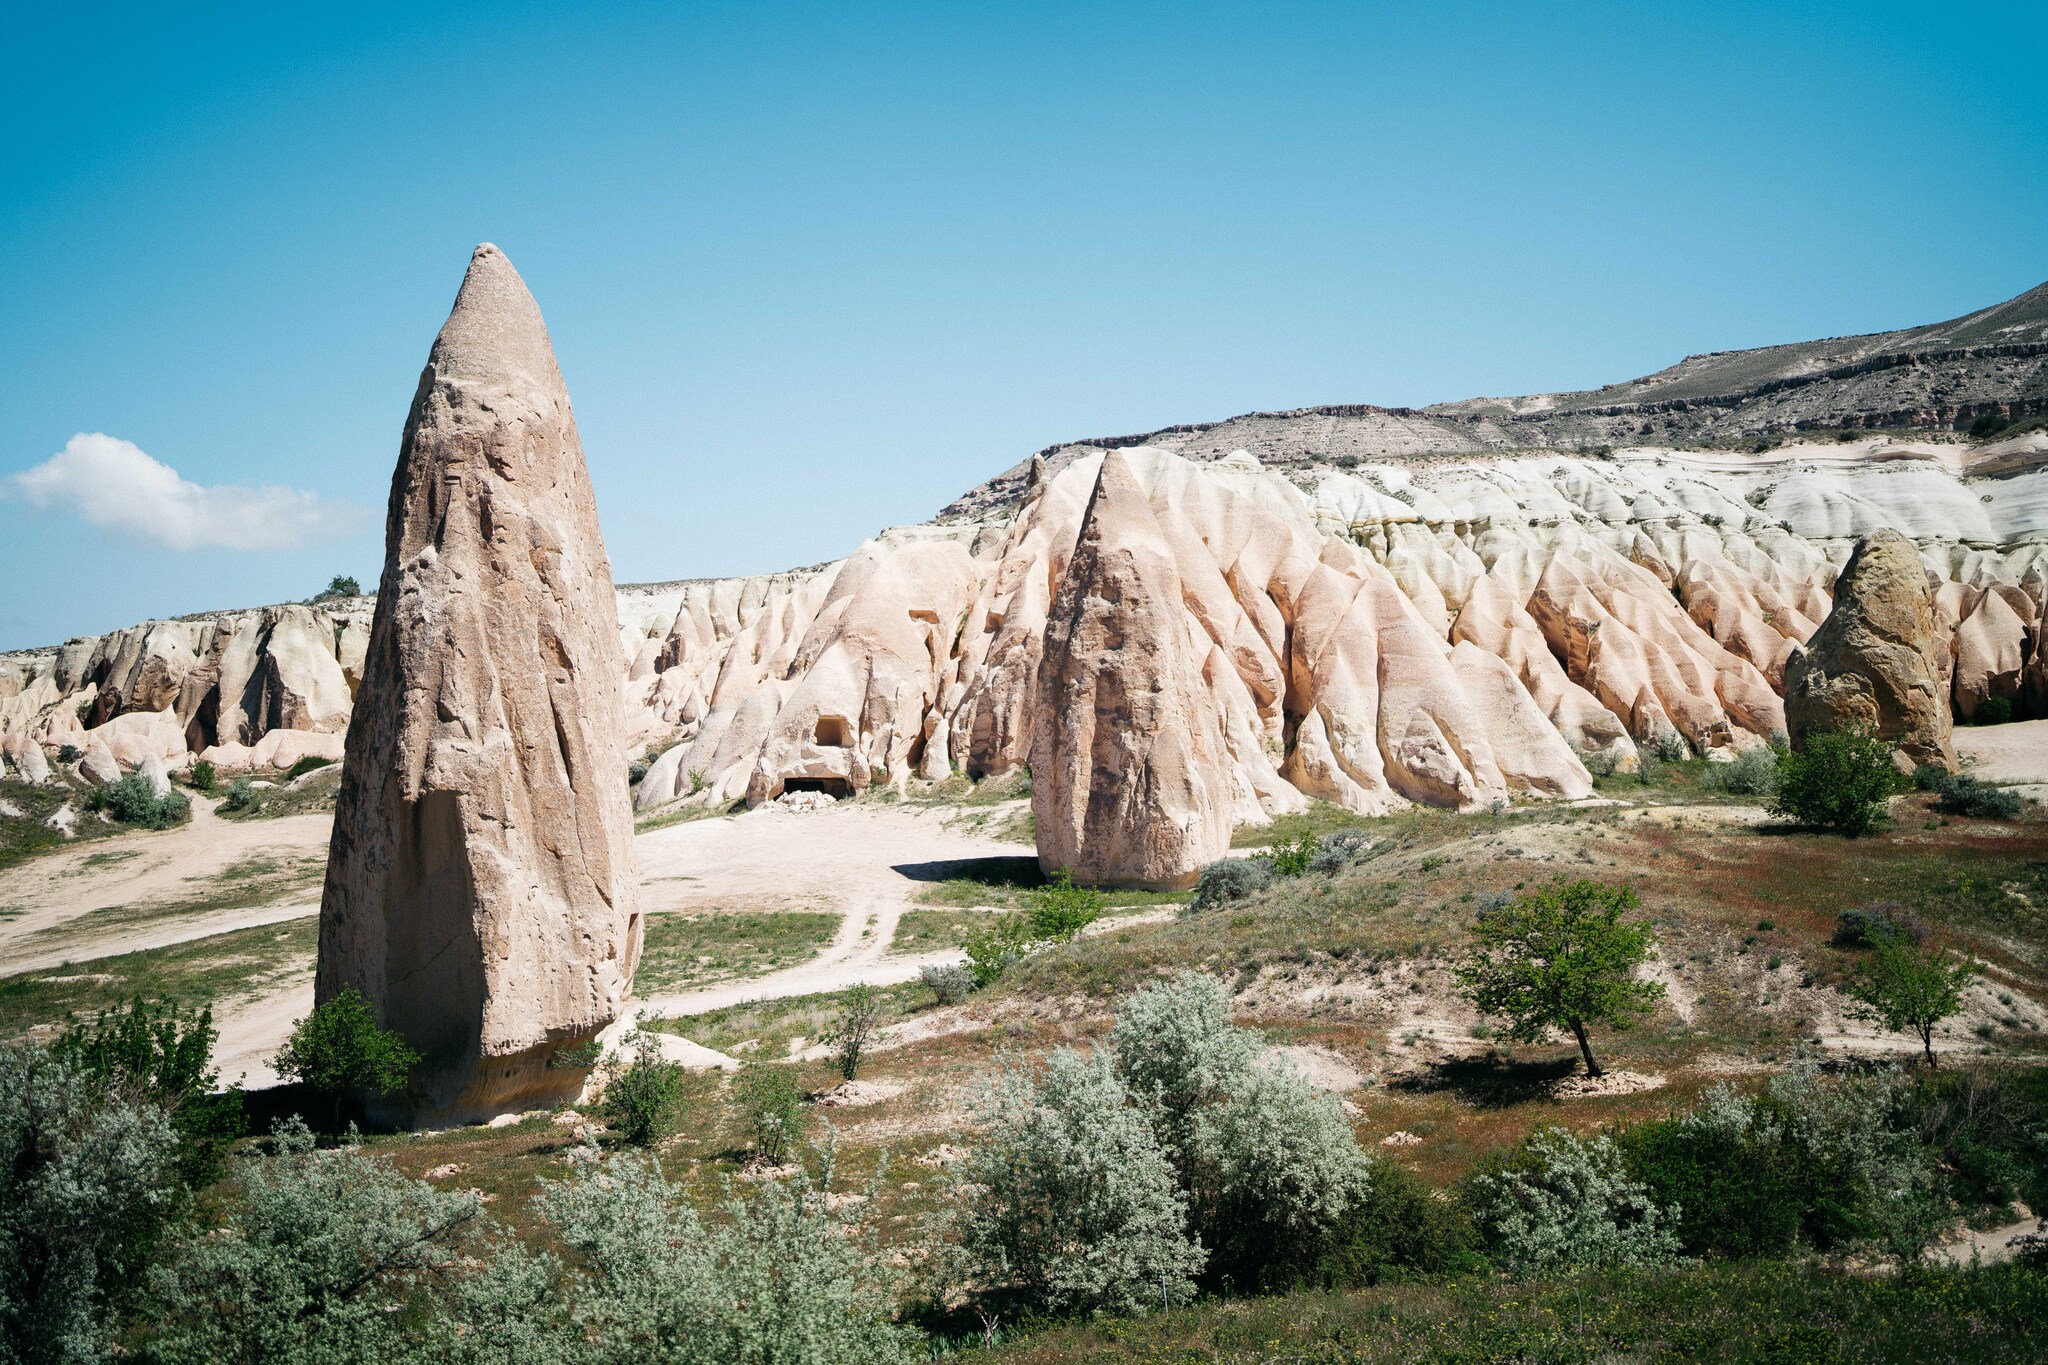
[1955,718,2048,786]
[0,796,331,968]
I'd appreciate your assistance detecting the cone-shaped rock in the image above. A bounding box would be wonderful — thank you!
[1029,451,1232,888]
[316,245,641,1122]
[1784,528,1956,773]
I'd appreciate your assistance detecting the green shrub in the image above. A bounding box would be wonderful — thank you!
[735,1063,804,1166]
[1317,1159,1482,1286]
[1256,832,1321,877]
[958,1049,1203,1316]
[1467,1126,1680,1274]
[1833,904,1926,948]
[1929,772,2024,820]
[825,983,882,1082]
[963,914,1034,987]
[185,760,216,793]
[1771,726,1905,835]
[87,774,190,830]
[1453,878,1664,1077]
[283,755,334,780]
[0,1041,179,1365]
[1702,743,1779,796]
[1903,1066,2048,1211]
[1974,696,2014,726]
[1619,1102,1802,1258]
[1189,857,1273,912]
[597,1032,688,1147]
[1912,763,1950,792]
[312,574,362,600]
[273,986,420,1126]
[918,962,974,1005]
[1027,869,1104,942]
[219,779,262,814]
[55,998,242,1189]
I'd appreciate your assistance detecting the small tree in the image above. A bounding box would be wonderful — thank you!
[313,574,362,600]
[1772,726,1906,835]
[273,987,419,1126]
[734,1062,805,1166]
[597,1031,688,1146]
[825,983,882,1082]
[56,997,242,1188]
[1454,878,1664,1077]
[1027,870,1105,942]
[1848,933,1978,1067]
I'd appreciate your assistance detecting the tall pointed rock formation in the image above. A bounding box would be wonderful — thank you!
[1784,528,1957,773]
[316,245,641,1121]
[1030,451,1233,888]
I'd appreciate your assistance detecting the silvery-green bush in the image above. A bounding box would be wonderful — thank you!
[958,1049,1203,1316]
[1704,743,1779,796]
[1305,828,1372,874]
[138,1117,481,1365]
[1192,1064,1375,1285]
[1110,972,1262,1160]
[1469,1126,1680,1274]
[511,1151,920,1364]
[0,1042,177,1365]
[1188,858,1273,913]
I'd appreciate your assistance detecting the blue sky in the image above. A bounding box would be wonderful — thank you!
[2,1,2043,651]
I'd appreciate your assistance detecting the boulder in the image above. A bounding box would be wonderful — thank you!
[316,244,641,1123]
[78,738,121,787]
[248,728,346,772]
[138,753,172,798]
[2,736,50,786]
[1029,450,1232,888]
[1784,529,1956,772]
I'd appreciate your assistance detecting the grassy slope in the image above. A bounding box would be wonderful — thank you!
[0,916,317,1036]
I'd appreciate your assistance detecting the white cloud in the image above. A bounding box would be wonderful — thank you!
[9,433,370,551]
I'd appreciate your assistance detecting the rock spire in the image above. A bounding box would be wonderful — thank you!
[316,244,641,1122]
[1029,451,1233,888]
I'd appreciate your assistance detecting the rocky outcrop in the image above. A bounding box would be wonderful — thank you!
[6,282,2047,809]
[1784,529,1957,771]
[1029,451,1234,889]
[316,245,640,1123]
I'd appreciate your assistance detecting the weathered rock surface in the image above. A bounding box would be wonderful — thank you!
[1029,451,1234,888]
[316,245,640,1123]
[1784,529,1957,771]
[6,285,2046,813]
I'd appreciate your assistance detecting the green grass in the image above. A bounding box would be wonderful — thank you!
[1233,800,1378,848]
[215,766,344,821]
[911,858,1192,911]
[0,915,318,1038]
[646,979,931,1056]
[974,1261,2048,1363]
[634,910,839,992]
[634,800,740,834]
[891,908,995,953]
[0,778,117,870]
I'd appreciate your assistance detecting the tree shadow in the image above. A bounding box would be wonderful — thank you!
[891,855,1045,888]
[1389,1051,1581,1109]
